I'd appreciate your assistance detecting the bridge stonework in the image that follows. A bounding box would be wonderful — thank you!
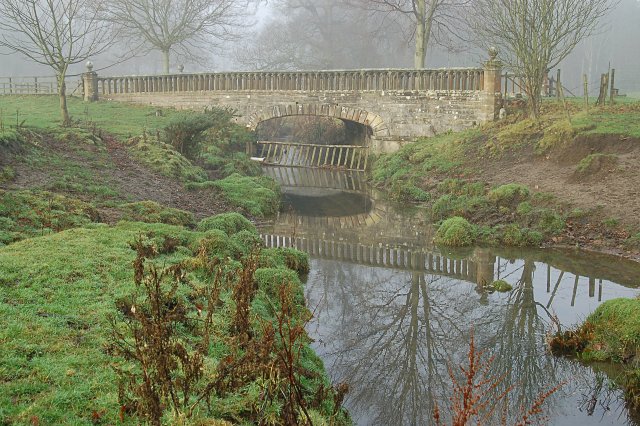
[87,56,501,154]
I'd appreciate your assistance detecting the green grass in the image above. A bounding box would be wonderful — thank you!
[188,174,280,218]
[0,220,344,425]
[0,95,184,139]
[0,190,99,245]
[571,102,640,138]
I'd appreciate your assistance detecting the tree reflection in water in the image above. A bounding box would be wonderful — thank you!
[304,254,637,425]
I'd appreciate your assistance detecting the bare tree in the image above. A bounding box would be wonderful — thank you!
[0,0,112,125]
[235,0,409,70]
[349,0,471,68]
[104,0,257,74]
[471,0,617,119]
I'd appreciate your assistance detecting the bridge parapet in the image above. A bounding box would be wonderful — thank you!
[95,68,484,95]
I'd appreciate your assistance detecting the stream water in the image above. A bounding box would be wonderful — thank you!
[260,166,640,425]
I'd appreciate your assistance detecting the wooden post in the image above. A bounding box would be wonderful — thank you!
[609,68,616,105]
[8,77,12,95]
[503,72,508,97]
[558,82,571,123]
[583,74,588,111]
[556,69,561,99]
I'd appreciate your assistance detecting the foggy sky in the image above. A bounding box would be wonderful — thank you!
[1,0,638,95]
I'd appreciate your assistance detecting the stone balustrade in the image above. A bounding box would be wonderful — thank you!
[96,68,484,95]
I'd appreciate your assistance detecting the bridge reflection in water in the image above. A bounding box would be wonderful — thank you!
[260,165,640,425]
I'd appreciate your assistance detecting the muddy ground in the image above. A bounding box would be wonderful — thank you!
[1,133,231,223]
[477,133,640,261]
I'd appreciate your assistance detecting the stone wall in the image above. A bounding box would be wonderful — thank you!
[102,89,491,153]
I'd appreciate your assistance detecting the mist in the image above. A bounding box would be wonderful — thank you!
[1,0,638,94]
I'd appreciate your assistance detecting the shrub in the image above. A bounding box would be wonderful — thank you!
[197,212,256,236]
[434,216,476,246]
[487,183,530,207]
[162,112,216,159]
[118,201,195,227]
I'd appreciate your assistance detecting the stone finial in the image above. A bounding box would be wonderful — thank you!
[86,60,94,72]
[488,47,498,61]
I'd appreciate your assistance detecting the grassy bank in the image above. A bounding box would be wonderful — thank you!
[0,215,349,424]
[549,298,640,410]
[371,100,640,253]
[0,97,280,244]
[0,97,346,423]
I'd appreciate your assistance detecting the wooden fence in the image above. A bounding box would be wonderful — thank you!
[0,76,83,96]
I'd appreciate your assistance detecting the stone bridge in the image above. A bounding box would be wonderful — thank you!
[82,54,502,154]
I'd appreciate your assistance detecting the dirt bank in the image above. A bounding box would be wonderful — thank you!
[1,132,232,223]
[479,133,640,261]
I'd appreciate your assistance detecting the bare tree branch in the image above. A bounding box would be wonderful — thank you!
[0,0,113,125]
[102,0,258,73]
[471,0,618,119]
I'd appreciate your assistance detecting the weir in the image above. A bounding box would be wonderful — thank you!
[257,141,369,170]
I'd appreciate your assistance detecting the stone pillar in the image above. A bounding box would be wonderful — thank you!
[82,61,98,102]
[482,47,502,121]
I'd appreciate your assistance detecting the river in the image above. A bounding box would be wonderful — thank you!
[260,166,640,425]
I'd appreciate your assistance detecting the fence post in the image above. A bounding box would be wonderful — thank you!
[609,68,616,105]
[482,47,502,121]
[82,61,99,102]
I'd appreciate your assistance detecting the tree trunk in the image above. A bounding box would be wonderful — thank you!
[58,75,70,126]
[413,0,427,68]
[162,49,170,74]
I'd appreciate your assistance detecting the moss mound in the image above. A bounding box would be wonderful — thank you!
[487,183,530,207]
[127,135,208,182]
[434,216,476,246]
[118,200,195,226]
[490,279,513,292]
[197,212,257,235]
[189,174,280,217]
[0,190,99,245]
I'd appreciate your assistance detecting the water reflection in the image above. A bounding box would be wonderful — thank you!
[261,166,640,425]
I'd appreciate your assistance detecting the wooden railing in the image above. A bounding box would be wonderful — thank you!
[97,68,484,95]
[258,141,369,171]
[0,76,82,96]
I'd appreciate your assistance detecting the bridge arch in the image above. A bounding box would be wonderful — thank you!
[247,103,390,137]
